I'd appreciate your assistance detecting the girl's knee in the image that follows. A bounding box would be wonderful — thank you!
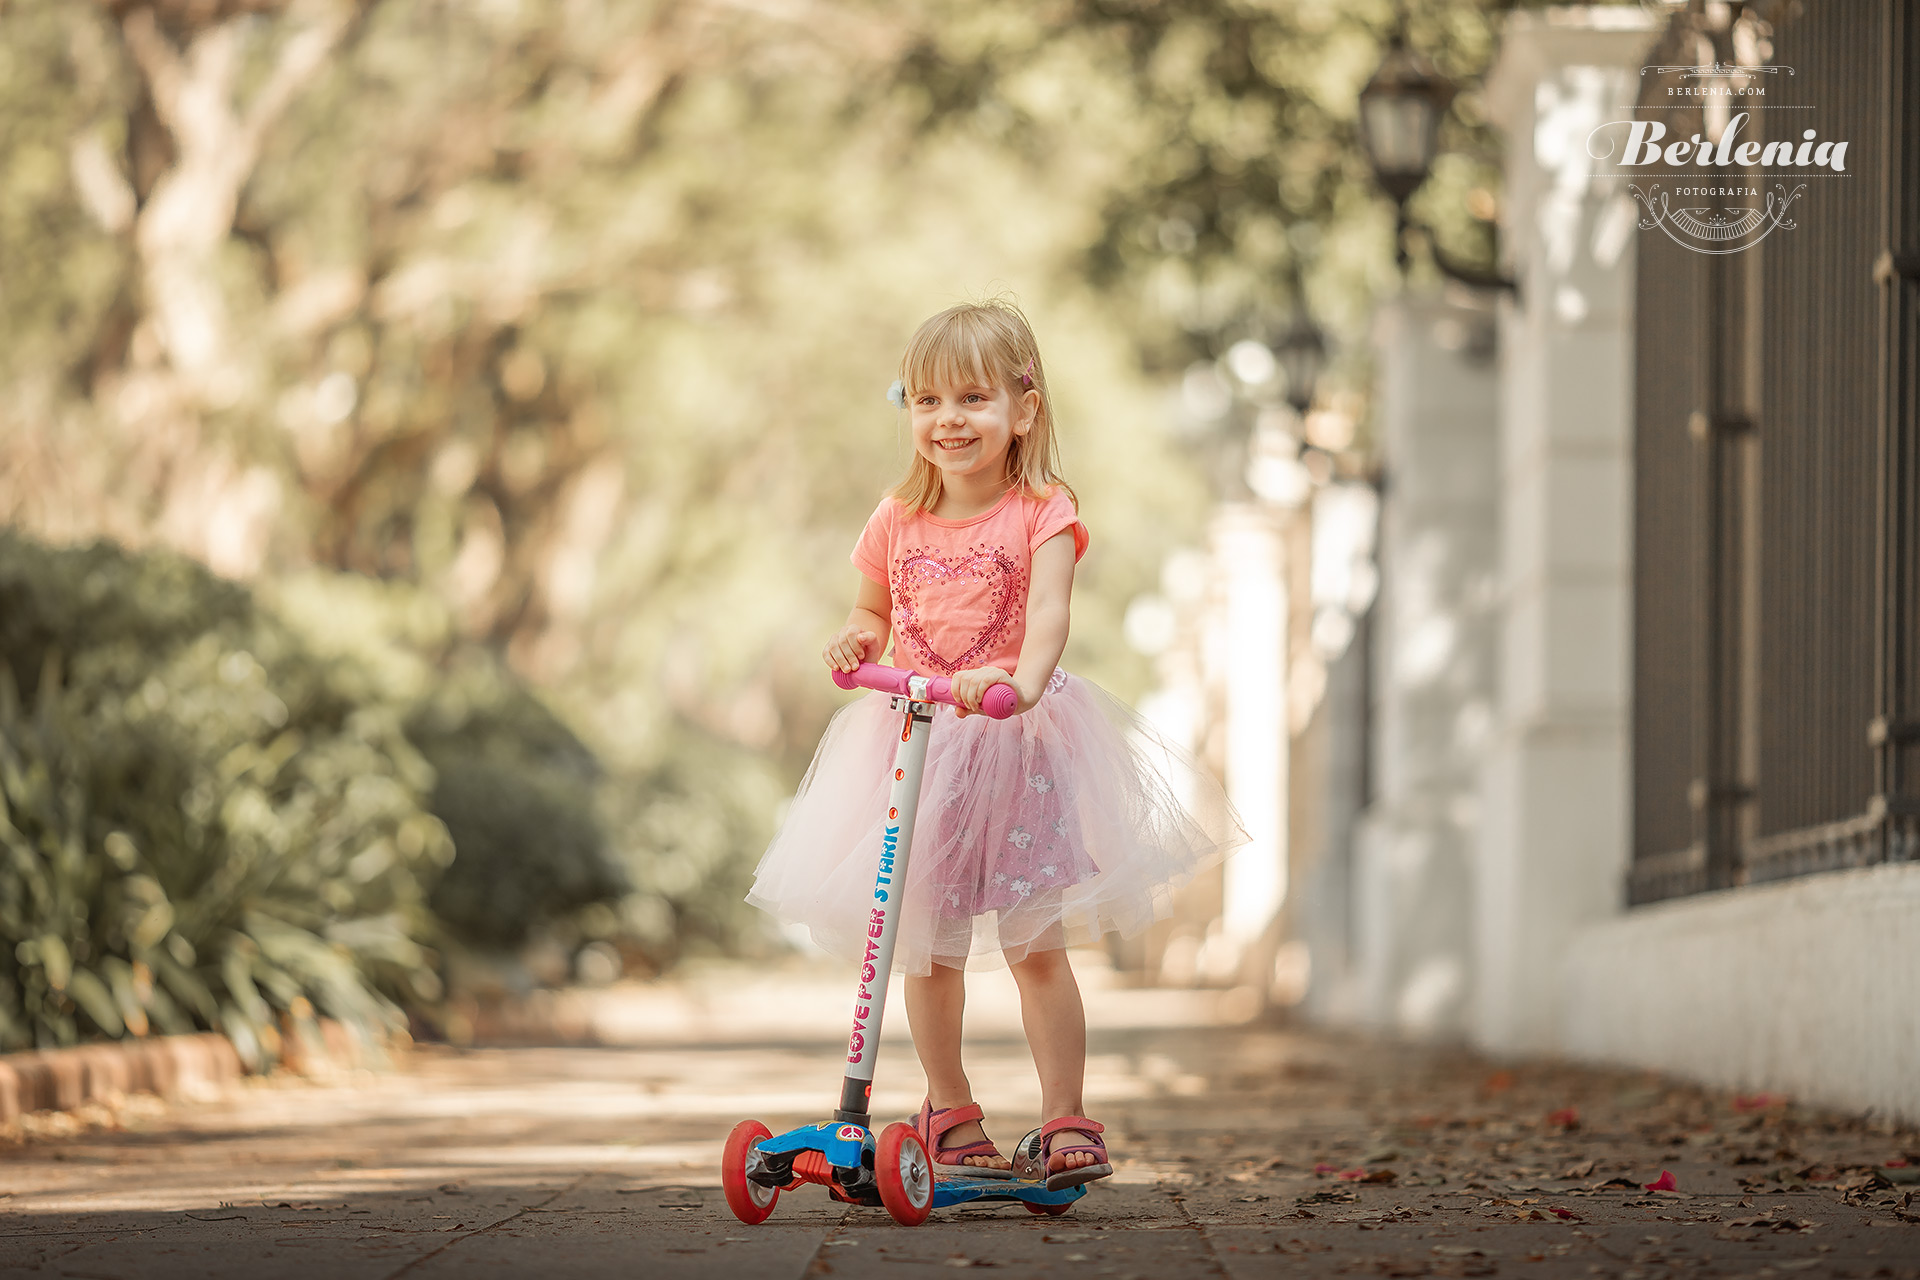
[1007,947,1072,981]
[912,961,966,988]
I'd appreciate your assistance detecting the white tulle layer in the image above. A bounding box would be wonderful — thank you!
[747,672,1244,975]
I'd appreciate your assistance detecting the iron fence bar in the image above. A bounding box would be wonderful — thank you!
[1872,0,1920,864]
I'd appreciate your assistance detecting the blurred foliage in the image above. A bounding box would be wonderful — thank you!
[883,0,1561,374]
[408,666,624,950]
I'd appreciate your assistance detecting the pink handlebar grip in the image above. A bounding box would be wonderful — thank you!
[832,662,1019,719]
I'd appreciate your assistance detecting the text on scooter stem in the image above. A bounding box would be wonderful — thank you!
[874,825,899,901]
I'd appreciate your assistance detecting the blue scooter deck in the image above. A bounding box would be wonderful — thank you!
[932,1173,1086,1210]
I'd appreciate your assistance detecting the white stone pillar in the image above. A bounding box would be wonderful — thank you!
[1212,504,1289,957]
[1349,299,1500,1039]
[1474,9,1657,1054]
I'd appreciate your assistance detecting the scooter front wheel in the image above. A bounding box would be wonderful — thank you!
[875,1122,934,1225]
[722,1119,779,1224]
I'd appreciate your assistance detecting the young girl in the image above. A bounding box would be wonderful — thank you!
[748,300,1238,1190]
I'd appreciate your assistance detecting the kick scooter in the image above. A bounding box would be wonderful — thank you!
[721,662,1087,1226]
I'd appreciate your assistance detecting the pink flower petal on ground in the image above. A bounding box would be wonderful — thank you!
[1644,1170,1678,1192]
[1546,1107,1579,1129]
[1337,1168,1367,1181]
[1550,1206,1578,1220]
[1313,1163,1339,1175]
[1732,1092,1785,1112]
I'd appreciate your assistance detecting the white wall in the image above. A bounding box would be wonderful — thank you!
[1349,299,1499,1039]
[1565,863,1920,1121]
[1473,8,1654,1055]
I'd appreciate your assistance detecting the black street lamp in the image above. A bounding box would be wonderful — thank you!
[1357,26,1517,295]
[1272,317,1327,418]
[1358,32,1454,215]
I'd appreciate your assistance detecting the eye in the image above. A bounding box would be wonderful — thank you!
[963,393,985,403]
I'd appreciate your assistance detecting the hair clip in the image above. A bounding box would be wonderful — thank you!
[1019,358,1034,389]
[887,379,905,408]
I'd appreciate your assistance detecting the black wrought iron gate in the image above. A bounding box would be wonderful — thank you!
[1629,0,1920,905]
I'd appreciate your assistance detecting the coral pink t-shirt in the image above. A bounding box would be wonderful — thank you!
[852,486,1089,677]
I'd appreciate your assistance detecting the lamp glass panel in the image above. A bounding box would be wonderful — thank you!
[1361,94,1436,178]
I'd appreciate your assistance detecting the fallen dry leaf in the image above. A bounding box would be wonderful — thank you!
[1556,1159,1597,1180]
[1273,1238,1332,1254]
[1586,1176,1639,1191]
[1338,1168,1398,1184]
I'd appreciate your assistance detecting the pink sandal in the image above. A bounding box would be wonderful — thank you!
[1013,1116,1112,1191]
[913,1100,1016,1180]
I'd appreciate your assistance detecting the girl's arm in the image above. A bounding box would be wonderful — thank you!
[824,574,893,672]
[951,529,1075,715]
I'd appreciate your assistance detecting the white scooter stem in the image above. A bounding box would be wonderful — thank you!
[833,684,936,1123]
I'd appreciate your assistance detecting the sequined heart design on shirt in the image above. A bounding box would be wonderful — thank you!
[892,546,1023,675]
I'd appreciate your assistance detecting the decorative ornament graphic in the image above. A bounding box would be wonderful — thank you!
[1629,183,1805,256]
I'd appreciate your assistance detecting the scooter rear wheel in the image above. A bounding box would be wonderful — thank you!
[1025,1200,1074,1215]
[875,1122,934,1225]
[722,1119,779,1224]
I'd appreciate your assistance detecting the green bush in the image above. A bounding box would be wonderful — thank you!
[602,724,787,969]
[0,531,767,1054]
[270,576,633,955]
[407,664,628,949]
[0,533,452,1059]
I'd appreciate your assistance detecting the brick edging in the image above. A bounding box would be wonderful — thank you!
[0,1033,244,1123]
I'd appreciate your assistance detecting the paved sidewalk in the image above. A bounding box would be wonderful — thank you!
[1,960,1915,1278]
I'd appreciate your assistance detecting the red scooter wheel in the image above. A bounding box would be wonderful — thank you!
[722,1119,779,1224]
[1025,1200,1073,1215]
[875,1122,934,1225]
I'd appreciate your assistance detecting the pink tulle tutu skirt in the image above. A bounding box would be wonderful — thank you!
[747,670,1243,975]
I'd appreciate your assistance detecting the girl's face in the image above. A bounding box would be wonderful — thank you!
[908,372,1039,487]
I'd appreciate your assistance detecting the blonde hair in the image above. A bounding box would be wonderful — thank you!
[890,300,1076,514]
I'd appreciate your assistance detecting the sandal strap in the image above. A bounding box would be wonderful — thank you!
[923,1101,985,1140]
[1038,1115,1104,1141]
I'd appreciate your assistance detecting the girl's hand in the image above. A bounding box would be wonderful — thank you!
[824,624,880,672]
[949,665,1031,717]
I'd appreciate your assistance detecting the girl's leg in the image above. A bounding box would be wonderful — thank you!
[1005,947,1101,1172]
[904,962,1010,1170]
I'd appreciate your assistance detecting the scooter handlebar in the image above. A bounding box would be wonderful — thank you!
[832,662,1019,719]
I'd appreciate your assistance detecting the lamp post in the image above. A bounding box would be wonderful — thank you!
[1357,25,1517,295]
[1272,316,1328,419]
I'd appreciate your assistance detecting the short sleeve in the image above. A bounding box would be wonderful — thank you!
[851,498,896,585]
[1030,487,1090,562]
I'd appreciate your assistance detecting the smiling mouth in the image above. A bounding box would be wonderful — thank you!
[934,438,977,451]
